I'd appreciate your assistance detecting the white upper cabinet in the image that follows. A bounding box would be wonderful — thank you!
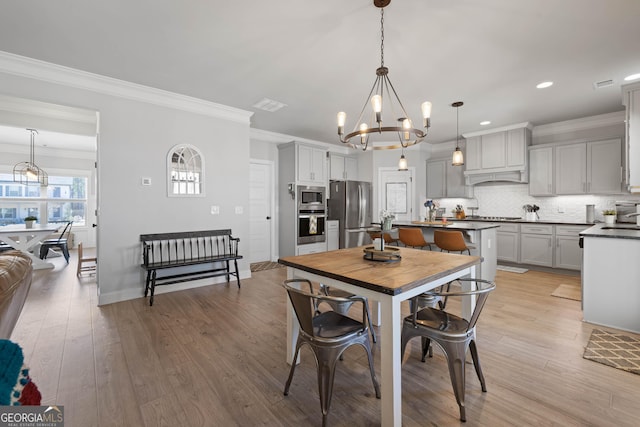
[529,146,554,196]
[329,153,358,181]
[297,144,326,185]
[463,123,531,184]
[555,139,622,195]
[530,139,622,195]
[426,158,473,198]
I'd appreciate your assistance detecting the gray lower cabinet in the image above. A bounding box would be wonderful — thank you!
[496,223,519,263]
[520,224,554,267]
[554,225,584,270]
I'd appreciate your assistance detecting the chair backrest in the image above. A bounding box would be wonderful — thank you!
[399,228,427,247]
[419,278,495,331]
[369,231,395,244]
[434,230,468,252]
[55,221,73,243]
[283,279,365,338]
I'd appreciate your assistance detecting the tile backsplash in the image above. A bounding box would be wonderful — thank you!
[432,183,640,223]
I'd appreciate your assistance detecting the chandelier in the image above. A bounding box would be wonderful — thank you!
[13,128,49,186]
[337,0,432,152]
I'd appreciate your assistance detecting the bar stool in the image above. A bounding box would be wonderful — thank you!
[433,230,471,254]
[368,230,398,246]
[398,228,433,250]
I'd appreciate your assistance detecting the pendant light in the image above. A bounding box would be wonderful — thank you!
[451,102,464,166]
[13,129,48,186]
[398,150,408,171]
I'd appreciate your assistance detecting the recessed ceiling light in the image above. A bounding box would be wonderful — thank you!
[536,81,553,89]
[252,98,287,112]
[624,73,640,81]
[480,121,491,126]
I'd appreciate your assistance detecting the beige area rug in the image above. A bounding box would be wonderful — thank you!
[551,283,581,301]
[250,261,284,272]
[583,329,640,375]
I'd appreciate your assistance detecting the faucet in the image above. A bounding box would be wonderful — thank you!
[625,212,640,225]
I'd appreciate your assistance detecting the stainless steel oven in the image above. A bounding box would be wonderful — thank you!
[297,208,326,244]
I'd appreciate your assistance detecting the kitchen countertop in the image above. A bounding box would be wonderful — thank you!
[455,217,595,226]
[579,223,640,240]
[391,221,500,230]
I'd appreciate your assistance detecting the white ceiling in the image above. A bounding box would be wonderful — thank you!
[0,0,639,148]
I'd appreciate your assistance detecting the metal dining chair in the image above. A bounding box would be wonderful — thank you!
[318,283,377,343]
[283,279,380,427]
[401,278,496,422]
[39,221,73,263]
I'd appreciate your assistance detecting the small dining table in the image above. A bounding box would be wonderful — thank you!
[0,224,62,270]
[279,245,481,426]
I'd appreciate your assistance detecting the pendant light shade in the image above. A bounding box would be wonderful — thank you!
[398,152,408,171]
[13,129,48,186]
[451,102,464,166]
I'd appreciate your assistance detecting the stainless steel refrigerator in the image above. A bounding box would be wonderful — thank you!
[328,180,373,248]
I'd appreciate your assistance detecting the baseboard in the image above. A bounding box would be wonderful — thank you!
[97,268,252,306]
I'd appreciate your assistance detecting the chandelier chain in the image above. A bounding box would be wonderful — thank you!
[380,8,384,67]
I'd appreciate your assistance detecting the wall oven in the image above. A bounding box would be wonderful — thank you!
[297,186,326,244]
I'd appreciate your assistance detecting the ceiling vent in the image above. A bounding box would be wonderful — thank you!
[252,98,287,112]
[593,79,614,89]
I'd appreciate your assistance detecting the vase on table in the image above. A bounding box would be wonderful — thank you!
[604,215,616,225]
[427,209,436,222]
[383,218,393,231]
[25,220,35,229]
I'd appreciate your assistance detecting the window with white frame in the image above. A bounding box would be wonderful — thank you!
[0,173,88,226]
[167,144,204,197]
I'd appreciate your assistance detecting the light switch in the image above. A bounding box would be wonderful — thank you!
[141,177,152,186]
[235,206,243,214]
[211,206,220,215]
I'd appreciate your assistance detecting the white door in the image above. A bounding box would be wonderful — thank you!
[378,167,415,222]
[249,160,274,262]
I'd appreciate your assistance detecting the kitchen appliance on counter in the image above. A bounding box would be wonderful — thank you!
[297,186,326,244]
[328,180,372,248]
[615,201,640,224]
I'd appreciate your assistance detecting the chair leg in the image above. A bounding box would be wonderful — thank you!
[440,341,469,422]
[315,347,341,426]
[420,337,433,362]
[40,245,48,259]
[363,299,377,343]
[62,245,70,263]
[469,340,487,392]
[284,340,303,396]
[361,339,381,399]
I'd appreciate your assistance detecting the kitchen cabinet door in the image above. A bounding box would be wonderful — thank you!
[480,132,507,169]
[329,153,358,181]
[520,233,553,266]
[297,145,326,185]
[465,136,481,171]
[497,230,520,263]
[507,128,527,167]
[555,143,587,194]
[426,159,446,198]
[529,146,554,196]
[587,139,622,194]
[446,162,472,197]
[555,235,582,270]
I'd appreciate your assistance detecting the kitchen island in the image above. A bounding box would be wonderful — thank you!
[391,221,499,282]
[580,223,640,333]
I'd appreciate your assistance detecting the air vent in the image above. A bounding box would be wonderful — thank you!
[593,79,614,89]
[252,98,287,112]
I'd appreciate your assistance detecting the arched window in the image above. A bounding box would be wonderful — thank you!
[167,144,204,197]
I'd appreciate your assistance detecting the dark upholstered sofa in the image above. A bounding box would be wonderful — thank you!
[0,250,33,339]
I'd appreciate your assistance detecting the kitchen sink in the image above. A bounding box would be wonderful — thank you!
[600,226,640,231]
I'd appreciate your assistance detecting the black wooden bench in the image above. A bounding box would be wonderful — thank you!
[140,229,242,306]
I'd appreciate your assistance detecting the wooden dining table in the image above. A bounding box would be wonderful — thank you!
[0,224,62,270]
[279,245,481,427]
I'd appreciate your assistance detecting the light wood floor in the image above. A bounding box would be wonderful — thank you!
[11,254,640,427]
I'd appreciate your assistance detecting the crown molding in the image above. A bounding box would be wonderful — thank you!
[0,51,253,124]
[462,122,532,138]
[532,111,625,138]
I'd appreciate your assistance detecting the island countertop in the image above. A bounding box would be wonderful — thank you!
[390,221,500,231]
[579,223,640,240]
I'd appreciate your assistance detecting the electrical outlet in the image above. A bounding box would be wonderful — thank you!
[211,206,220,215]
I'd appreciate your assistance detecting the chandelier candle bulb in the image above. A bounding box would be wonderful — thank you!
[337,112,346,135]
[421,101,432,127]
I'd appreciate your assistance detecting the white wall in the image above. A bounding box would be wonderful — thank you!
[0,53,252,305]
